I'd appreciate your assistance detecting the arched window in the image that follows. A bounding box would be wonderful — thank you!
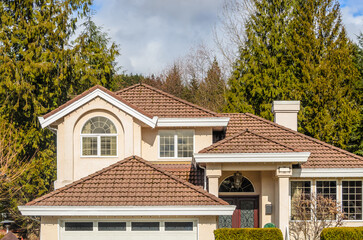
[219,174,254,192]
[81,116,117,157]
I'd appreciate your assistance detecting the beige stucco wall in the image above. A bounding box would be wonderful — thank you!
[141,127,212,162]
[40,216,58,240]
[54,97,139,189]
[40,216,217,240]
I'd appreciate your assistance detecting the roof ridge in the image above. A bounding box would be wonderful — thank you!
[116,83,221,117]
[27,156,228,206]
[243,112,363,161]
[133,156,228,205]
[199,129,300,153]
[42,85,153,120]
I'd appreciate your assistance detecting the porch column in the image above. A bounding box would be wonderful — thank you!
[276,166,292,239]
[206,163,222,196]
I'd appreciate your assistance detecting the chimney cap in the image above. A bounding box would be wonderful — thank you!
[272,101,300,113]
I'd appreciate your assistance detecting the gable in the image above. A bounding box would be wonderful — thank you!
[222,113,363,168]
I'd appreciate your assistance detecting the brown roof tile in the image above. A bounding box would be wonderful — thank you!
[154,164,204,187]
[221,113,363,168]
[116,84,220,118]
[199,129,300,153]
[26,156,227,206]
[43,85,153,120]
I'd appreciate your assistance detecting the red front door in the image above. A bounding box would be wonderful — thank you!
[219,196,259,228]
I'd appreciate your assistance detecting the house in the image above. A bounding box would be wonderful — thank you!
[19,84,363,240]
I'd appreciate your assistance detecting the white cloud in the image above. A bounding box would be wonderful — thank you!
[92,0,221,75]
[341,6,363,42]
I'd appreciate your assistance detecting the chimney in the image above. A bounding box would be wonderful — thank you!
[272,101,300,131]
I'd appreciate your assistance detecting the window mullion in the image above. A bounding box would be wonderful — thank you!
[98,135,101,156]
[174,132,178,158]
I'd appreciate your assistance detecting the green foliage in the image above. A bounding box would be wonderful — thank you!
[225,0,361,150]
[214,228,283,240]
[0,0,119,236]
[348,33,363,156]
[196,59,226,112]
[320,227,363,240]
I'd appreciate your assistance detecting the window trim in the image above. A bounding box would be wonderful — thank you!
[80,116,118,158]
[157,130,195,159]
[341,180,363,221]
[289,180,312,221]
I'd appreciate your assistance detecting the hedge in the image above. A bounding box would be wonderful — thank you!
[214,228,283,240]
[320,227,363,240]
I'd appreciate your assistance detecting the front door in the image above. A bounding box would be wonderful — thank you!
[219,196,259,228]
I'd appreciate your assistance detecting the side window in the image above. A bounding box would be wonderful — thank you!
[342,181,362,220]
[81,116,117,157]
[159,130,194,158]
[290,181,311,220]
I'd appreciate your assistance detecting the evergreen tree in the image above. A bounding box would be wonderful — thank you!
[162,64,185,99]
[197,59,226,112]
[225,0,360,150]
[0,0,119,235]
[286,0,360,149]
[225,0,295,120]
[348,33,363,156]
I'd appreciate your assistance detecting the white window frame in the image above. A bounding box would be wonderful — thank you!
[289,179,312,221]
[158,130,195,159]
[80,116,118,158]
[341,180,363,221]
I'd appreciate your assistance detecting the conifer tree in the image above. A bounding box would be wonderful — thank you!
[225,0,296,120]
[197,59,226,112]
[225,0,360,150]
[0,0,119,235]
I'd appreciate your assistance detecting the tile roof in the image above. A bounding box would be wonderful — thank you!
[43,85,153,120]
[154,164,204,187]
[116,83,220,118]
[1,232,18,240]
[26,156,227,206]
[199,129,300,153]
[221,113,363,168]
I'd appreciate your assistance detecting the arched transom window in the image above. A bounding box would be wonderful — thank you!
[81,116,117,157]
[219,173,254,192]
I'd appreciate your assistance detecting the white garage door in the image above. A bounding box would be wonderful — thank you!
[60,220,198,240]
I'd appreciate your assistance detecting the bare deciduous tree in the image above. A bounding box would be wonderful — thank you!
[213,0,254,67]
[289,193,344,240]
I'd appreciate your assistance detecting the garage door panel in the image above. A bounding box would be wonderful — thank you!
[61,220,197,240]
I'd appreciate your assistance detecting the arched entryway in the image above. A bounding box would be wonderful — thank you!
[218,173,259,228]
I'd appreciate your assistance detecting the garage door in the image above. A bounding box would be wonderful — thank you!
[60,220,197,240]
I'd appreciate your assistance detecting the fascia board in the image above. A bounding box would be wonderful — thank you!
[39,89,158,128]
[156,118,230,127]
[194,152,310,163]
[18,205,236,216]
[292,168,363,178]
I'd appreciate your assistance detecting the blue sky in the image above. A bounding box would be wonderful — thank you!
[91,0,363,75]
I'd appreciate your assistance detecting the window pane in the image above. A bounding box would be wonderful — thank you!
[101,136,117,156]
[165,222,193,231]
[316,181,337,220]
[131,222,160,231]
[160,132,175,158]
[177,131,193,158]
[82,117,117,134]
[317,181,336,200]
[82,137,98,156]
[291,181,311,220]
[65,222,93,231]
[98,222,126,231]
[342,181,362,220]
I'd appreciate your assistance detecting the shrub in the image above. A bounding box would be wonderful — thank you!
[320,227,363,240]
[0,233,4,239]
[214,228,283,240]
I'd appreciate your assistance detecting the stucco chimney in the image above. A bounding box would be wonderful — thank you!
[272,101,300,131]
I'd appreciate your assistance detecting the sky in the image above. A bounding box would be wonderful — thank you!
[91,0,363,75]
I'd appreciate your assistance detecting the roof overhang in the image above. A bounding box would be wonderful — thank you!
[292,168,363,178]
[194,152,310,164]
[156,117,230,127]
[38,89,158,128]
[19,205,236,216]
